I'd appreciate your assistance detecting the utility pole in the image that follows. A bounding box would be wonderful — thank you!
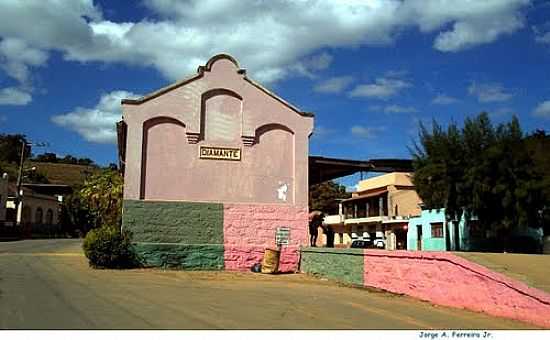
[14,140,48,225]
[15,139,27,206]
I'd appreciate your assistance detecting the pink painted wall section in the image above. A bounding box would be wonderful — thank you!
[362,250,550,328]
[122,54,313,206]
[223,203,308,272]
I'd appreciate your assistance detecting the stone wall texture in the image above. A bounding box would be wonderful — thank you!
[123,200,225,269]
[223,203,308,272]
[123,200,224,244]
[134,243,224,270]
[300,248,364,286]
[299,248,550,328]
[123,200,308,272]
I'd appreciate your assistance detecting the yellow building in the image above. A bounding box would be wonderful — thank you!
[323,172,422,249]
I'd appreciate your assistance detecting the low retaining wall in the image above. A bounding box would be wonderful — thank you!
[122,200,307,271]
[300,248,550,328]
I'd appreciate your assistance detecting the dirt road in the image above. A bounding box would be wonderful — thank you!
[0,239,537,329]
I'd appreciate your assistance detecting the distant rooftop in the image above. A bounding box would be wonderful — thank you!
[355,172,414,193]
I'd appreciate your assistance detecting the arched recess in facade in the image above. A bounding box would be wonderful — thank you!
[200,88,243,142]
[35,207,43,225]
[140,116,187,199]
[254,123,296,204]
[254,123,294,144]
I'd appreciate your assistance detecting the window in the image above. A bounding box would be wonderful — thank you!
[431,222,444,238]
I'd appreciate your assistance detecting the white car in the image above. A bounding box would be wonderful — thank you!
[373,238,385,248]
[373,231,386,248]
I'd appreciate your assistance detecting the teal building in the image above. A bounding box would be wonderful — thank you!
[407,208,543,252]
[407,208,475,251]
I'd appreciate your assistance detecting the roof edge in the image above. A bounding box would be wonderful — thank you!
[120,53,314,118]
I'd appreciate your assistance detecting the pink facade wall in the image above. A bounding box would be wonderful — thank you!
[122,54,313,206]
[363,250,550,328]
[223,203,308,272]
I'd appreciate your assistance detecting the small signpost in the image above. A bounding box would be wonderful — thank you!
[275,227,290,246]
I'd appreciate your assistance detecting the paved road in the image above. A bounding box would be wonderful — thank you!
[0,239,537,329]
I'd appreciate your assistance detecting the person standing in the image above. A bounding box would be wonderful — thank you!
[309,211,324,247]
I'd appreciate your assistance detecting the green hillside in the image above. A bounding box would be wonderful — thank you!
[1,160,101,188]
[28,162,100,187]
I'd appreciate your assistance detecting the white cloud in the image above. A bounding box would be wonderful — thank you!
[349,77,411,99]
[432,94,459,105]
[384,105,418,113]
[468,82,514,103]
[51,90,140,143]
[351,126,385,139]
[0,0,532,91]
[536,32,550,44]
[0,37,48,85]
[294,52,333,78]
[533,23,550,44]
[0,87,32,105]
[313,76,354,94]
[399,0,529,52]
[533,100,550,118]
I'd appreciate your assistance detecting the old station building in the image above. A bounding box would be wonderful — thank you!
[118,54,313,271]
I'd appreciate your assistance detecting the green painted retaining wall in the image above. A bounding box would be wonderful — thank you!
[133,243,224,270]
[123,200,224,269]
[300,248,364,286]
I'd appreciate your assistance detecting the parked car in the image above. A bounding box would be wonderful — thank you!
[373,238,385,248]
[350,240,371,248]
[371,231,384,248]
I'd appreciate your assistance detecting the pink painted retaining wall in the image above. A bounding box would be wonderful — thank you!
[223,203,308,272]
[363,250,550,328]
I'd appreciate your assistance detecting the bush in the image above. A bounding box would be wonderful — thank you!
[82,226,138,269]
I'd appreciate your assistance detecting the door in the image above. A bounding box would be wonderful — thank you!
[416,225,422,251]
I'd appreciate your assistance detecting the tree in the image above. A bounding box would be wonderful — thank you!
[59,192,94,234]
[309,180,350,214]
[0,134,30,164]
[411,113,546,251]
[77,158,95,166]
[525,130,550,237]
[34,152,58,163]
[79,168,123,229]
[61,155,78,164]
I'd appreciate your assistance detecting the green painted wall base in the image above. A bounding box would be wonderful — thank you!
[122,200,224,244]
[300,248,364,286]
[123,200,225,270]
[134,243,224,270]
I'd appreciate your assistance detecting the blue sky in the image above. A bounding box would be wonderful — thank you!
[1,0,550,188]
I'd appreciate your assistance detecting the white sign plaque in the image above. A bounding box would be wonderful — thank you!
[276,227,290,246]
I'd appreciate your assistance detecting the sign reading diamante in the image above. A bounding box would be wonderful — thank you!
[199,146,242,161]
